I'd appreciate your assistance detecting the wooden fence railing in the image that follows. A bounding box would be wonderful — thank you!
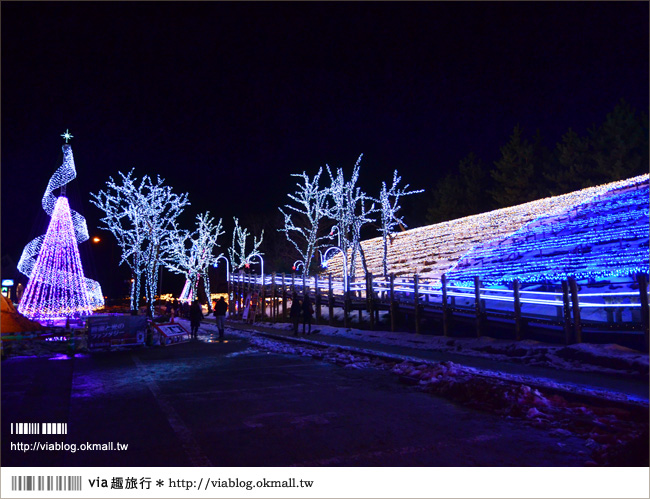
[226,271,649,349]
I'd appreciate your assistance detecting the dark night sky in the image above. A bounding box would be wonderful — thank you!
[2,1,648,280]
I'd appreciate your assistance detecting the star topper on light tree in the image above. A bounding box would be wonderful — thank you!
[61,129,74,143]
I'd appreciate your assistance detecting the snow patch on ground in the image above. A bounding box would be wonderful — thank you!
[259,320,649,377]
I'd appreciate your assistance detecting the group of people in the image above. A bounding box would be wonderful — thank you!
[164,298,191,321]
[185,297,228,341]
[290,292,314,335]
[172,292,316,341]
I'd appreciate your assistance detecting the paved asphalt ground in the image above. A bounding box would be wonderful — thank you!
[235,321,650,404]
[1,323,602,467]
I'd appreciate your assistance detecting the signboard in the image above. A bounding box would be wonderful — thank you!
[87,315,147,349]
[2,279,14,286]
[153,322,190,345]
[242,293,251,320]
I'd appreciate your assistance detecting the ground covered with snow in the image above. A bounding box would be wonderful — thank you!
[259,319,649,378]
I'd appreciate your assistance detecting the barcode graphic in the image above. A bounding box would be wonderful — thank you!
[11,476,82,491]
[11,423,68,434]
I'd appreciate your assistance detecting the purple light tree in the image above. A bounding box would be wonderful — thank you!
[18,133,104,320]
[18,197,95,319]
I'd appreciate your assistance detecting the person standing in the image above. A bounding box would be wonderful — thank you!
[290,293,301,336]
[301,292,313,335]
[213,296,228,341]
[248,290,259,324]
[189,299,203,340]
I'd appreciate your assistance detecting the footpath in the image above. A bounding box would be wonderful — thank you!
[207,318,649,409]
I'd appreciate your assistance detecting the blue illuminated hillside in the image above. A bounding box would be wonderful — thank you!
[325,174,649,285]
[445,177,649,285]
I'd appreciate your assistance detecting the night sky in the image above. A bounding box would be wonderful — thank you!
[2,2,648,290]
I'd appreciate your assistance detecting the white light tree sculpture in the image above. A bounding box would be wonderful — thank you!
[325,154,377,279]
[278,168,331,277]
[377,170,424,277]
[91,170,189,315]
[228,217,264,272]
[165,212,224,305]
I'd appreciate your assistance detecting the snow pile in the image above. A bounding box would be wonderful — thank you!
[389,359,649,466]
[1,335,75,358]
[260,321,649,377]
[551,343,649,374]
[224,326,384,370]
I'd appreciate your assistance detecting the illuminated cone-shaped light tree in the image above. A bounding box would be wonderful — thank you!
[18,131,104,320]
[18,197,94,319]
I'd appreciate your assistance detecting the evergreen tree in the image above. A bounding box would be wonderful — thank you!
[588,99,648,184]
[489,125,548,208]
[546,128,591,194]
[426,153,490,224]
[426,173,464,224]
[458,152,491,214]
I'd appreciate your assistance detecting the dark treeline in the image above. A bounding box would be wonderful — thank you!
[425,99,649,224]
[240,99,648,274]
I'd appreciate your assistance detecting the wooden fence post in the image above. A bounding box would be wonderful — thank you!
[474,276,482,338]
[315,274,321,325]
[441,274,449,337]
[328,273,334,326]
[637,273,649,350]
[568,276,582,343]
[237,273,242,316]
[237,273,241,316]
[227,271,233,315]
[271,272,276,322]
[282,273,287,320]
[389,273,396,332]
[367,273,375,330]
[513,279,522,341]
[561,280,572,344]
[260,271,265,320]
[244,271,249,314]
[344,275,350,329]
[414,274,421,334]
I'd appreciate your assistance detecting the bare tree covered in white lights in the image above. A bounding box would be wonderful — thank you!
[91,170,190,315]
[377,170,424,277]
[164,212,224,305]
[325,154,377,279]
[228,217,264,272]
[278,168,330,276]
